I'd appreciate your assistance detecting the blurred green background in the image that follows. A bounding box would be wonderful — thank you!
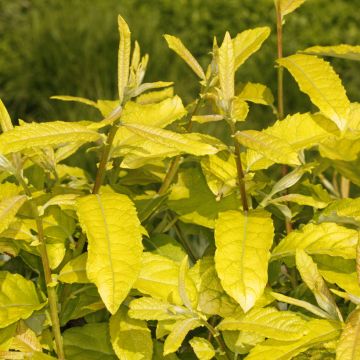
[0,0,359,125]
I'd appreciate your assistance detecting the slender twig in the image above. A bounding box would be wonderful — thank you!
[17,176,65,360]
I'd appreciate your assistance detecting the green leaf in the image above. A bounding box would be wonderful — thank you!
[237,82,274,106]
[215,209,274,312]
[189,337,215,360]
[303,44,360,61]
[336,308,360,360]
[63,323,117,360]
[110,307,153,360]
[58,253,89,284]
[129,296,189,321]
[0,195,26,234]
[233,27,270,70]
[236,130,300,166]
[133,253,198,308]
[163,317,202,355]
[0,99,13,132]
[0,121,100,155]
[276,0,307,18]
[218,32,235,106]
[296,250,342,321]
[0,272,45,328]
[168,167,241,228]
[218,307,308,341]
[278,54,350,131]
[118,15,131,103]
[272,222,358,260]
[76,193,143,314]
[122,123,218,156]
[164,35,205,80]
[268,193,328,209]
[246,319,341,360]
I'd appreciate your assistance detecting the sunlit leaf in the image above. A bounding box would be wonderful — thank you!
[118,15,131,103]
[0,195,26,234]
[303,44,360,61]
[58,253,89,284]
[189,337,215,360]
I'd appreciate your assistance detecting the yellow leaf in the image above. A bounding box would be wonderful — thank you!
[0,195,27,234]
[237,82,274,106]
[303,44,360,61]
[118,15,131,103]
[76,193,143,314]
[277,0,307,18]
[215,210,274,312]
[189,337,215,360]
[58,253,90,284]
[164,35,205,80]
[218,32,235,106]
[0,121,100,155]
[0,99,13,132]
[233,27,271,70]
[278,54,350,131]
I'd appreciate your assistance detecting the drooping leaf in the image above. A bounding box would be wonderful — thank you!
[58,253,89,284]
[110,307,153,360]
[63,323,117,360]
[0,99,13,132]
[76,193,143,314]
[336,308,360,360]
[276,0,307,18]
[296,250,342,320]
[246,319,341,360]
[117,15,131,103]
[232,27,271,70]
[189,337,215,360]
[278,54,350,131]
[272,222,358,260]
[215,209,274,312]
[168,167,241,228]
[0,272,45,328]
[0,121,100,155]
[163,317,202,355]
[218,32,235,106]
[235,130,300,166]
[237,82,274,106]
[164,35,205,80]
[230,98,249,122]
[218,307,308,341]
[0,195,26,234]
[303,44,360,61]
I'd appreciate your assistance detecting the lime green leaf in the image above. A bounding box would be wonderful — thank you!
[277,0,306,18]
[118,15,131,103]
[223,329,264,355]
[278,54,350,131]
[237,82,274,106]
[58,253,89,284]
[303,44,360,61]
[0,272,45,328]
[0,183,21,202]
[189,256,242,317]
[153,341,179,359]
[41,194,79,214]
[236,130,300,166]
[64,322,117,360]
[136,87,174,105]
[218,32,235,106]
[164,35,205,80]
[270,292,330,319]
[50,95,98,108]
[191,115,224,124]
[296,250,342,321]
[25,352,57,360]
[246,319,341,360]
[233,27,270,70]
[122,123,218,156]
[178,256,194,310]
[215,209,274,312]
[110,307,153,360]
[0,121,100,155]
[0,99,13,132]
[269,193,328,208]
[189,337,215,360]
[10,321,42,352]
[163,317,202,355]
[0,195,26,234]
[320,198,360,225]
[168,167,241,228]
[134,253,198,307]
[336,308,360,360]
[218,307,308,341]
[272,223,358,260]
[76,193,143,314]
[129,297,189,321]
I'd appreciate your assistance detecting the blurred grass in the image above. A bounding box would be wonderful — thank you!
[0,0,359,125]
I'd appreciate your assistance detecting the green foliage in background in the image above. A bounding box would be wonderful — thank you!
[0,0,360,123]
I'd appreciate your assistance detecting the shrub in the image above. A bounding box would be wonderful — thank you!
[0,1,360,359]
